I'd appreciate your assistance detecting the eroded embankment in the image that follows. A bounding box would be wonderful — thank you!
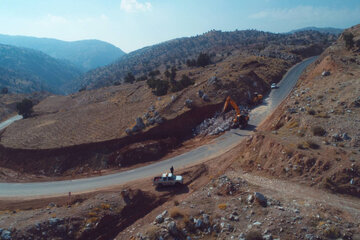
[0,103,223,176]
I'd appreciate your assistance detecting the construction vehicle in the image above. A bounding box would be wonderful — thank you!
[221,96,249,129]
[153,173,183,187]
[252,92,263,105]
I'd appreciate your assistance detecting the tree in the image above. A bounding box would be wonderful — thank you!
[16,98,33,118]
[343,32,354,49]
[124,72,135,84]
[196,53,211,67]
[153,80,169,96]
[1,87,8,94]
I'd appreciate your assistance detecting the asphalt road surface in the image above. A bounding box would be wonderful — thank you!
[0,115,22,131]
[0,57,317,197]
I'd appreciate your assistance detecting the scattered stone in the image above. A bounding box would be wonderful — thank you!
[156,214,164,224]
[202,94,210,102]
[198,90,204,98]
[254,192,267,207]
[263,234,273,240]
[185,99,193,108]
[167,221,177,235]
[322,71,330,77]
[247,194,254,204]
[1,230,11,240]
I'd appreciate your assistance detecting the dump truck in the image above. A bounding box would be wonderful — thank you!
[153,173,183,187]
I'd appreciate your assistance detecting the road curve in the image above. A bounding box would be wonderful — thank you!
[0,57,317,197]
[0,115,22,131]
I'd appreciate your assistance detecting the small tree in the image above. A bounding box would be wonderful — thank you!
[343,32,354,49]
[196,53,211,67]
[16,98,33,118]
[153,80,169,96]
[1,87,8,94]
[124,72,135,84]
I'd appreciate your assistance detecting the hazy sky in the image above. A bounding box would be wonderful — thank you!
[1,0,359,52]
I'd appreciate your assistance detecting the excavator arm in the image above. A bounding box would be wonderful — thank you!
[222,96,241,116]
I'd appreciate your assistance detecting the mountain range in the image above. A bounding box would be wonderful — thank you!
[0,34,125,71]
[0,44,82,94]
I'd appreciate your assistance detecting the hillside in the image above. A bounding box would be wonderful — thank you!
[0,92,50,121]
[0,34,126,71]
[79,30,337,91]
[235,24,360,197]
[0,44,82,94]
[290,26,344,35]
[0,28,338,177]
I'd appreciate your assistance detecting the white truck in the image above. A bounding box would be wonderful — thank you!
[153,173,183,187]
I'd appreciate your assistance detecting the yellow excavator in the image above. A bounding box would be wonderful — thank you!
[221,96,249,129]
[252,92,263,105]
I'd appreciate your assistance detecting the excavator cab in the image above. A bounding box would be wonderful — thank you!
[222,96,249,129]
[252,92,263,105]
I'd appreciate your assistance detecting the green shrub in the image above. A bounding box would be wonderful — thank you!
[343,32,354,49]
[16,98,33,118]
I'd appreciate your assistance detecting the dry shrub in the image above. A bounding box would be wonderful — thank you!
[316,112,330,118]
[101,203,110,210]
[169,207,184,219]
[88,211,97,217]
[245,230,263,240]
[308,109,316,115]
[86,217,98,224]
[284,148,294,157]
[323,226,341,239]
[218,203,227,210]
[287,120,299,129]
[174,200,179,206]
[145,225,160,240]
[312,126,326,136]
[308,141,320,149]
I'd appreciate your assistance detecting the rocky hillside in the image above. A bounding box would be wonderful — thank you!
[233,24,360,197]
[0,92,50,121]
[0,34,125,71]
[0,29,338,176]
[79,30,337,90]
[290,26,343,35]
[0,44,82,94]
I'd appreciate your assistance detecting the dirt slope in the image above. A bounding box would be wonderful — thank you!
[232,24,360,197]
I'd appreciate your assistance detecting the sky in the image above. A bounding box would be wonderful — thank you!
[0,0,359,53]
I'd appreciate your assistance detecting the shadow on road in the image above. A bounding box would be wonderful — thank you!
[155,184,189,194]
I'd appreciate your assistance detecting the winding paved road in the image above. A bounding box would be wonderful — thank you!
[0,115,22,131]
[0,57,317,197]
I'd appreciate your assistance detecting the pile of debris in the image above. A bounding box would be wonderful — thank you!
[193,111,236,136]
[125,105,164,135]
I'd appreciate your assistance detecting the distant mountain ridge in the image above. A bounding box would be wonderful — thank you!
[0,34,126,71]
[289,26,344,35]
[79,29,337,90]
[0,44,82,94]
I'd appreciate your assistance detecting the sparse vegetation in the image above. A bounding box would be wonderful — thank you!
[312,126,326,136]
[169,207,184,219]
[245,230,263,240]
[218,203,227,210]
[308,109,316,115]
[343,32,354,49]
[16,98,34,118]
[124,72,135,84]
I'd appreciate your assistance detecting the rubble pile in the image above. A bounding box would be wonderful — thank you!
[193,111,236,136]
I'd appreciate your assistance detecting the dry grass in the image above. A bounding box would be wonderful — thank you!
[101,203,111,210]
[218,203,227,210]
[287,120,299,129]
[88,211,97,217]
[145,225,160,240]
[312,126,326,136]
[245,230,263,240]
[169,207,185,219]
